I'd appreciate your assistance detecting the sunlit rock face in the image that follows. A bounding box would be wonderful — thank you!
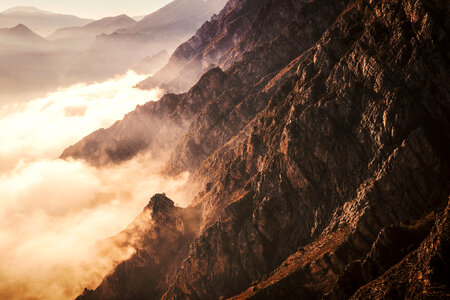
[70,0,449,298]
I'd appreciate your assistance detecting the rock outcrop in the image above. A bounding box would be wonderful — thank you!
[74,0,450,298]
[76,194,201,300]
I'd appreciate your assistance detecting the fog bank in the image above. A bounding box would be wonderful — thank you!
[0,71,187,299]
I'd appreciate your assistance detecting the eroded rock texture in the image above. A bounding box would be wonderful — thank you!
[73,0,449,298]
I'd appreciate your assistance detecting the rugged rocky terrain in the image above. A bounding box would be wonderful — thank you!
[77,194,202,300]
[70,0,449,298]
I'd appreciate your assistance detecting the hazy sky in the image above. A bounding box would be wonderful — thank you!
[0,0,173,19]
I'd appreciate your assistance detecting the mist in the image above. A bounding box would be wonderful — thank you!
[0,72,188,299]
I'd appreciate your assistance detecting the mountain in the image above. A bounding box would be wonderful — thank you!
[67,0,450,298]
[0,24,48,48]
[65,0,228,83]
[63,0,349,169]
[0,6,93,36]
[79,194,202,300]
[0,21,78,104]
[47,15,136,50]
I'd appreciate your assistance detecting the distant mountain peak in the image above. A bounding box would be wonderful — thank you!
[1,6,54,15]
[9,23,35,34]
[0,22,48,45]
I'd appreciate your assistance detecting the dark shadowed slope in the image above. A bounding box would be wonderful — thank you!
[77,194,202,300]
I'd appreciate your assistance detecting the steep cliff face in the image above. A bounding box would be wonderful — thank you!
[75,0,449,298]
[163,0,351,174]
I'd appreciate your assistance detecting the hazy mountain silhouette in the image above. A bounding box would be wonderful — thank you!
[0,24,48,48]
[0,6,93,36]
[66,0,228,82]
[48,15,136,50]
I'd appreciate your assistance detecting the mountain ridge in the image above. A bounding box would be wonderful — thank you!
[47,14,136,48]
[64,0,450,298]
[0,6,93,36]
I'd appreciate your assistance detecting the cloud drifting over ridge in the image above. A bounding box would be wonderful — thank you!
[0,72,187,299]
[0,71,161,171]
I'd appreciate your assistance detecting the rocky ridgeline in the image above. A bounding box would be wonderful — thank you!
[60,67,239,166]
[71,0,449,298]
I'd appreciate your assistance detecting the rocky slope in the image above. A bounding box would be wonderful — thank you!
[61,67,240,166]
[73,0,449,298]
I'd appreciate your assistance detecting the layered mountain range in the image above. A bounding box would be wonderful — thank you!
[0,24,48,48]
[0,1,226,104]
[0,6,92,36]
[63,0,449,298]
[66,0,228,82]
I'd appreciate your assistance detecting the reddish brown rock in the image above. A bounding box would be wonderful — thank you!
[75,0,450,299]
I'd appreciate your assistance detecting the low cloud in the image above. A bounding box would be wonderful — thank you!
[0,72,187,299]
[0,71,162,172]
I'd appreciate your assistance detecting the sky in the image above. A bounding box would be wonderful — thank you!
[0,0,173,19]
